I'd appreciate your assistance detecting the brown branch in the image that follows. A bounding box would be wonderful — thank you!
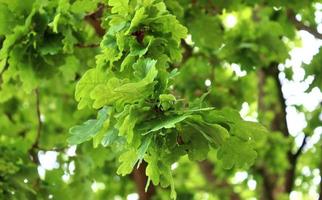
[285,135,308,193]
[293,135,307,159]
[262,63,307,193]
[287,9,322,40]
[255,167,276,200]
[34,88,42,149]
[319,147,322,200]
[257,69,266,119]
[0,60,9,87]
[84,4,105,37]
[263,63,289,136]
[198,160,216,183]
[132,161,155,200]
[75,43,100,48]
[181,39,193,64]
[28,88,42,163]
[256,67,277,200]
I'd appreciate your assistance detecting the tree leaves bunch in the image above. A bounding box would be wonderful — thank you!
[70,0,268,199]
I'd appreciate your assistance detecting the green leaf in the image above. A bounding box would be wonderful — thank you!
[159,94,176,110]
[49,13,60,33]
[156,15,187,42]
[186,116,229,147]
[75,68,108,109]
[217,137,257,169]
[101,128,119,147]
[141,114,190,135]
[117,148,138,176]
[137,135,152,166]
[68,107,109,145]
[118,110,138,143]
[232,120,268,142]
[117,136,152,176]
[0,3,15,35]
[90,59,158,108]
[108,0,129,16]
[71,0,100,13]
[127,7,147,33]
[145,148,160,185]
[182,125,210,161]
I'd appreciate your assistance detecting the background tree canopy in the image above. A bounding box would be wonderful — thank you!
[0,0,321,199]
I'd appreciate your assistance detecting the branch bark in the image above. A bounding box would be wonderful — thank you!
[285,135,307,193]
[287,9,322,40]
[263,64,289,136]
[132,161,155,200]
[257,67,277,200]
[84,4,105,37]
[319,147,322,200]
[262,63,307,194]
[255,167,275,200]
[28,88,42,164]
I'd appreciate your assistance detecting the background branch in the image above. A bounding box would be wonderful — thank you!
[285,135,308,193]
[75,43,100,48]
[28,88,42,164]
[287,9,322,40]
[198,160,241,200]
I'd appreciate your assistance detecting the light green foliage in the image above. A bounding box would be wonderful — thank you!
[69,1,268,198]
[108,0,129,16]
[75,68,108,109]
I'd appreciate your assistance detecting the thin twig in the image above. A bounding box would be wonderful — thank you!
[293,135,308,159]
[75,43,100,48]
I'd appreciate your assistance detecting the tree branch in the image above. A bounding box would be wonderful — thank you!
[181,39,193,64]
[319,147,322,200]
[294,135,308,159]
[28,88,42,163]
[131,161,155,200]
[0,60,9,88]
[263,63,289,136]
[287,9,322,40]
[255,166,276,200]
[84,4,106,37]
[263,63,307,193]
[75,43,100,48]
[257,68,266,116]
[285,135,308,193]
[256,67,277,200]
